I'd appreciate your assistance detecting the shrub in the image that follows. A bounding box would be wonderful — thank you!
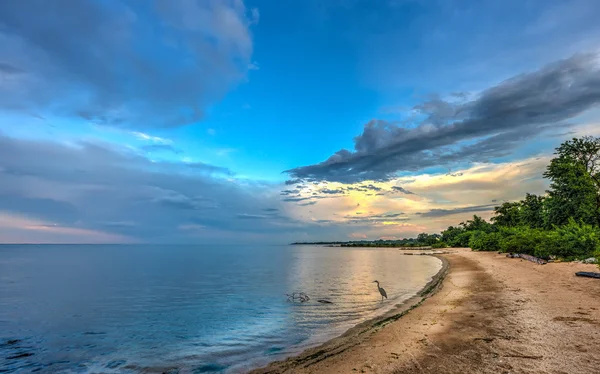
[451,231,474,248]
[431,241,447,248]
[535,219,600,260]
[469,231,502,251]
[497,226,545,255]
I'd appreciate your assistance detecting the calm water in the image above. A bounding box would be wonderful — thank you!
[0,245,442,373]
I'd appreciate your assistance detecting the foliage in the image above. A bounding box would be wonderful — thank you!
[462,215,494,233]
[453,231,475,248]
[491,202,522,227]
[441,225,465,247]
[430,241,447,248]
[440,215,494,248]
[537,219,600,260]
[417,233,441,246]
[544,136,600,227]
[475,221,600,260]
[469,231,502,251]
[494,226,541,255]
[519,193,546,229]
[492,194,547,229]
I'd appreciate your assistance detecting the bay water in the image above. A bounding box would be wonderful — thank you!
[0,244,442,373]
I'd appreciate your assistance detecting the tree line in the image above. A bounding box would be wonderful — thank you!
[429,136,600,262]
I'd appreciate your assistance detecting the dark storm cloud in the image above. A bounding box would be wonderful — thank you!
[286,53,600,183]
[417,204,497,218]
[0,135,317,242]
[0,0,257,127]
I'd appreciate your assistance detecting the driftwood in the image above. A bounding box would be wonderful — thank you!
[286,292,310,303]
[506,253,547,264]
[518,254,547,265]
[575,271,600,279]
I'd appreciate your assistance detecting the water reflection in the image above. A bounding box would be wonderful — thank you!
[0,245,441,373]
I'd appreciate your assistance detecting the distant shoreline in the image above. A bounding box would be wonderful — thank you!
[291,242,436,249]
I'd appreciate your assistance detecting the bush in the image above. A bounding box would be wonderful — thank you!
[469,231,502,251]
[535,219,600,260]
[496,226,544,255]
[450,231,474,247]
[431,241,447,248]
[490,220,600,259]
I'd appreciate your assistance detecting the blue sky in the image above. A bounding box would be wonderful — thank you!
[1,0,600,243]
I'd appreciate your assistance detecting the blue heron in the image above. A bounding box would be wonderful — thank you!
[373,280,387,302]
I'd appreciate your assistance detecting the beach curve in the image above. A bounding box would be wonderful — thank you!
[251,248,600,374]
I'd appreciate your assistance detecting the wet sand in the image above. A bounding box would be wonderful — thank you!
[252,248,600,374]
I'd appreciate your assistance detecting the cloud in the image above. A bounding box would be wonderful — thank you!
[184,161,234,176]
[364,184,382,191]
[416,204,497,218]
[132,132,172,145]
[0,0,257,128]
[342,211,410,225]
[285,179,302,185]
[236,213,269,219]
[281,196,327,202]
[320,188,345,194]
[0,134,319,243]
[391,186,415,194]
[140,144,182,154]
[286,53,600,183]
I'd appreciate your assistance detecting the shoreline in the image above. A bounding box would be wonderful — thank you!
[251,248,600,374]
[250,252,450,373]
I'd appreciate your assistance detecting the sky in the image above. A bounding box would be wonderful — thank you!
[1,0,600,243]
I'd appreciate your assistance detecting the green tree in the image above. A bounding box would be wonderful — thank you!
[544,137,600,227]
[491,202,521,227]
[461,215,493,232]
[441,226,464,247]
[520,193,546,228]
[417,233,441,246]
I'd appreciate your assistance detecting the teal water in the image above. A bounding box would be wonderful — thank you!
[0,245,442,373]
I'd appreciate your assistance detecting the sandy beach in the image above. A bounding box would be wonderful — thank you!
[252,248,600,374]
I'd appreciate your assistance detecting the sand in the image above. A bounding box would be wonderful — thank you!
[251,248,600,374]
